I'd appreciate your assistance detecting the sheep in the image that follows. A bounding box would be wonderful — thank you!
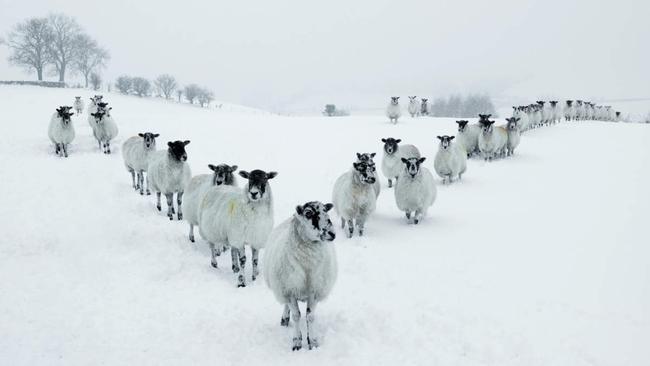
[564,100,575,121]
[263,201,337,351]
[122,132,159,195]
[455,120,481,157]
[512,107,531,132]
[356,152,380,198]
[88,95,103,115]
[575,100,586,121]
[182,163,238,243]
[73,96,84,115]
[386,96,401,124]
[380,137,421,188]
[48,106,75,158]
[478,119,507,161]
[89,109,118,154]
[332,160,377,238]
[505,117,521,156]
[549,101,563,124]
[434,135,467,184]
[394,157,436,224]
[420,98,429,116]
[198,169,277,286]
[407,96,419,117]
[147,140,192,221]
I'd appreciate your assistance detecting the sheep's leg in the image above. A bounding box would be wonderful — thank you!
[55,143,60,155]
[388,178,392,188]
[414,209,422,225]
[406,211,411,221]
[238,247,247,285]
[340,218,346,229]
[165,193,174,220]
[209,242,219,268]
[62,143,68,158]
[156,192,162,211]
[357,217,366,236]
[138,171,144,195]
[145,174,151,195]
[231,247,246,287]
[251,247,259,281]
[281,304,290,326]
[189,224,195,243]
[129,168,136,189]
[176,191,184,220]
[347,219,354,238]
[306,296,319,350]
[288,298,302,351]
[106,141,111,154]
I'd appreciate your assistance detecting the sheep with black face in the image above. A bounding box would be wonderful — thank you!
[73,96,84,115]
[89,108,118,154]
[478,119,507,161]
[381,137,421,188]
[198,169,277,287]
[122,132,159,195]
[420,98,429,116]
[434,135,467,184]
[407,96,419,117]
[395,157,436,224]
[332,160,377,238]
[564,100,575,122]
[264,201,337,351]
[183,163,238,243]
[505,117,521,156]
[356,152,380,198]
[147,140,192,220]
[386,96,401,124]
[48,106,75,158]
[455,120,481,157]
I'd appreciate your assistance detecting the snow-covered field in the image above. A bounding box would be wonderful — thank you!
[1,85,649,366]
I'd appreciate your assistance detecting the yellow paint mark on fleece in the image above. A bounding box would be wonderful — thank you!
[228,200,237,216]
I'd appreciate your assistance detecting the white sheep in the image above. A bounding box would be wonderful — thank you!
[455,120,481,157]
[89,109,118,154]
[478,119,507,161]
[386,96,401,124]
[381,138,421,188]
[420,98,429,116]
[550,101,563,124]
[182,163,238,243]
[73,96,84,115]
[332,161,377,238]
[147,140,192,221]
[356,152,380,198]
[122,132,159,195]
[505,117,521,156]
[434,135,467,184]
[407,96,419,117]
[48,106,75,158]
[263,201,337,351]
[198,169,277,287]
[564,100,576,121]
[394,157,436,224]
[512,107,531,132]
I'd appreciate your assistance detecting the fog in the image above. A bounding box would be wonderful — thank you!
[1,0,649,112]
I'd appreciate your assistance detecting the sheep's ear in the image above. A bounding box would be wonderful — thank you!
[381,138,387,143]
[370,153,376,158]
[418,157,426,164]
[324,203,334,212]
[183,140,190,146]
[153,134,160,138]
[138,133,144,137]
[295,205,304,215]
[239,171,250,179]
[449,136,455,140]
[229,165,238,172]
[266,171,278,179]
[401,158,408,164]
[356,153,362,159]
[436,136,442,140]
[109,107,113,110]
[514,118,520,122]
[208,164,217,172]
[395,139,402,143]
[167,141,173,147]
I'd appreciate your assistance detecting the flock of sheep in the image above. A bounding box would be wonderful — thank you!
[45,93,623,351]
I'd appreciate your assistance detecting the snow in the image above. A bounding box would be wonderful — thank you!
[1,85,649,365]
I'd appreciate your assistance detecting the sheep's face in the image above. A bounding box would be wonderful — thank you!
[550,101,558,107]
[239,169,277,201]
[480,120,495,134]
[209,164,238,186]
[478,114,492,123]
[295,201,335,242]
[352,161,376,184]
[56,106,74,125]
[408,96,417,102]
[138,132,159,149]
[75,96,81,101]
[390,96,400,105]
[456,120,469,132]
[356,152,376,165]
[421,98,428,103]
[400,157,426,178]
[576,100,583,106]
[91,95,103,105]
[536,101,545,107]
[436,135,455,151]
[91,111,106,123]
[566,100,573,106]
[381,138,401,155]
[167,140,190,162]
[506,118,519,131]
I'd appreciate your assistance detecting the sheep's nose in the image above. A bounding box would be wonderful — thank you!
[251,192,259,199]
[182,155,187,161]
[367,177,376,183]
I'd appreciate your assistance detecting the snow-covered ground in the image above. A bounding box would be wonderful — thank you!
[1,85,649,366]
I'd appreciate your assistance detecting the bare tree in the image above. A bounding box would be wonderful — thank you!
[46,13,82,83]
[74,34,109,88]
[154,74,177,99]
[184,84,201,104]
[89,72,102,91]
[5,17,53,81]
[115,75,132,94]
[197,87,214,107]
[131,77,151,97]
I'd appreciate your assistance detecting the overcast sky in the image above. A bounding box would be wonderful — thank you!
[1,0,648,111]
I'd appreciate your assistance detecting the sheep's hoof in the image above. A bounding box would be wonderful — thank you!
[414,219,420,225]
[146,191,151,196]
[211,261,218,269]
[292,337,303,351]
[237,276,246,288]
[307,337,319,350]
[177,214,183,220]
[346,232,353,239]
[189,236,195,243]
[358,230,364,236]
[406,212,411,219]
[140,191,144,196]
[281,317,290,327]
[168,215,173,220]
[251,275,257,281]
[156,205,161,211]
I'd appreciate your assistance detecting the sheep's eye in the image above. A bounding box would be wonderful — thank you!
[304,210,313,218]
